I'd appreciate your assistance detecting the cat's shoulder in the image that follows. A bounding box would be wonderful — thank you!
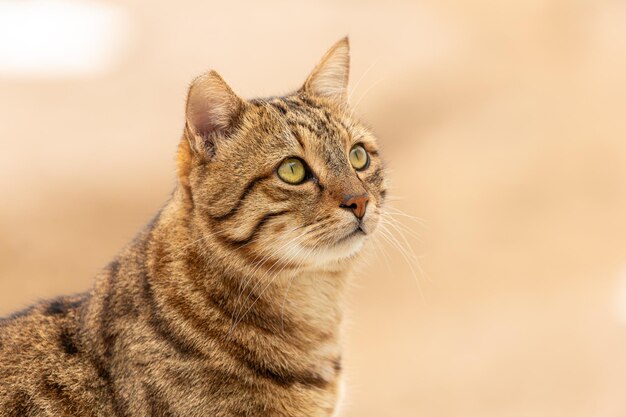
[0,294,88,357]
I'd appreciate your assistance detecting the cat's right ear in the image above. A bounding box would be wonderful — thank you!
[302,37,350,104]
[184,70,243,159]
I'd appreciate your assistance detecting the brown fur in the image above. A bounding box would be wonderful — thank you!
[0,38,386,416]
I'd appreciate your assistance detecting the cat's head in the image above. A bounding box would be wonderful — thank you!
[177,38,385,268]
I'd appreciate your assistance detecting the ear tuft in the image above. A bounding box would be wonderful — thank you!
[303,37,350,102]
[185,70,243,156]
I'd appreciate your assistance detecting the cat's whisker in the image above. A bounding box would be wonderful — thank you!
[164,228,226,261]
[377,224,426,300]
[229,222,321,330]
[384,219,429,283]
[230,237,312,333]
[378,226,423,297]
[229,226,311,330]
[300,218,340,245]
[382,217,432,284]
[378,219,420,266]
[350,75,390,119]
[380,215,424,243]
[381,211,425,252]
[383,206,429,226]
[232,223,308,302]
[279,272,298,334]
[234,225,313,301]
[370,231,393,274]
[180,224,288,326]
[280,244,318,334]
[347,58,380,104]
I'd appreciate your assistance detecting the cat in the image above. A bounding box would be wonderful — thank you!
[0,37,386,417]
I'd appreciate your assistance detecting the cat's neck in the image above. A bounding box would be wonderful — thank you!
[80,195,349,402]
[145,195,354,355]
[95,196,348,384]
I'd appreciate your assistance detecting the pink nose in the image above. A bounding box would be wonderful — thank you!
[340,194,370,219]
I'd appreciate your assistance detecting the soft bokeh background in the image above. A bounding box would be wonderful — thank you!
[2,0,626,415]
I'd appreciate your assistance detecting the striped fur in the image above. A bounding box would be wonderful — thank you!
[0,38,386,416]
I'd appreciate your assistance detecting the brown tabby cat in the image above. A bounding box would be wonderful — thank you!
[0,38,386,416]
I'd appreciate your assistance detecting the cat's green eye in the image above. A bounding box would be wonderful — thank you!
[277,158,307,184]
[349,144,369,170]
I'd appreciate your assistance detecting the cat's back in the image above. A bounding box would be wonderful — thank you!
[0,295,109,416]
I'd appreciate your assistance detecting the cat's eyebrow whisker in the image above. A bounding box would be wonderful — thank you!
[349,74,390,119]
[347,58,380,104]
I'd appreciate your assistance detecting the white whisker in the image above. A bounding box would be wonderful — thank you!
[348,58,380,104]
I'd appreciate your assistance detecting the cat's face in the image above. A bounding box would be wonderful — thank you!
[179,39,385,267]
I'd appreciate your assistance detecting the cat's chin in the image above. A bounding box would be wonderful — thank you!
[282,233,367,267]
[316,237,365,264]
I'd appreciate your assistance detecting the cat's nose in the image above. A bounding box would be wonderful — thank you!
[340,194,370,219]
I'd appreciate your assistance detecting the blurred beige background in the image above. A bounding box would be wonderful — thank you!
[2,0,626,416]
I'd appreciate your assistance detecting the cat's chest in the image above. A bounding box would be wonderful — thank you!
[147,359,341,417]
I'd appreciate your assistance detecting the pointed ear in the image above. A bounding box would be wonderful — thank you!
[302,37,350,103]
[185,70,243,157]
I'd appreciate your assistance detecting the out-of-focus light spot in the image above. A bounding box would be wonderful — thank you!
[0,0,131,77]
[613,266,626,324]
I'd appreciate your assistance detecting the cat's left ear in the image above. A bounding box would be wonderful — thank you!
[302,37,350,103]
